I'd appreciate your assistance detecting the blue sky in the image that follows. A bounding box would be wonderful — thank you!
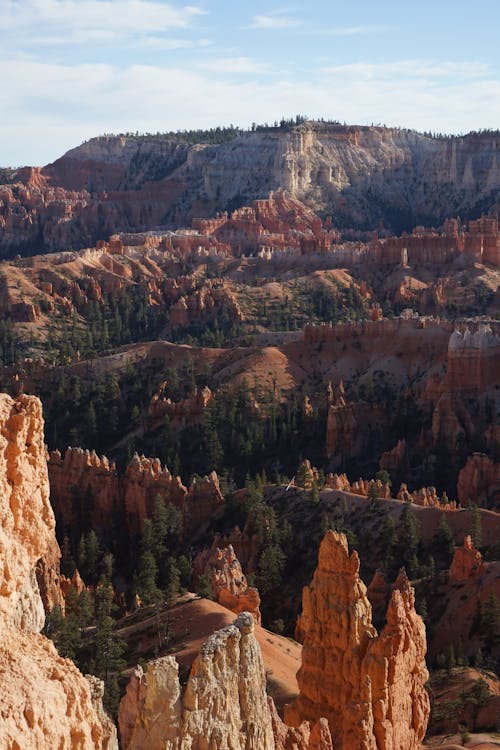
[1,0,500,166]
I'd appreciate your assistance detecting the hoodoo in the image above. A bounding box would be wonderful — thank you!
[286,530,430,750]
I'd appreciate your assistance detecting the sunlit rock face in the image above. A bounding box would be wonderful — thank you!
[0,393,117,750]
[286,531,430,750]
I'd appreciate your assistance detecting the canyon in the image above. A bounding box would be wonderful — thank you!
[1,120,500,749]
[2,123,500,257]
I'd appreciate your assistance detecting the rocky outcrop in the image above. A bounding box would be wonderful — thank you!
[285,531,430,750]
[0,393,117,749]
[380,439,407,475]
[48,447,224,539]
[457,452,500,507]
[366,569,389,621]
[397,483,458,509]
[169,284,243,329]
[149,383,213,426]
[193,543,261,624]
[0,394,54,625]
[326,382,360,461]
[35,536,67,616]
[3,124,500,257]
[268,696,333,750]
[119,612,275,749]
[1,629,117,749]
[449,535,485,581]
[295,459,320,490]
[446,324,500,391]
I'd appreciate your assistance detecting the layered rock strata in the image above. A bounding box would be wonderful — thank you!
[0,393,117,749]
[286,531,430,750]
[3,125,500,257]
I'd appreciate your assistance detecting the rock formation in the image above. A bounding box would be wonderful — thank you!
[366,569,389,621]
[396,483,458,509]
[119,611,333,750]
[449,535,485,581]
[380,439,407,476]
[325,383,360,461]
[48,447,224,539]
[268,697,333,750]
[457,452,500,507]
[446,324,500,391]
[3,124,500,257]
[295,459,320,490]
[119,612,275,749]
[285,530,430,750]
[149,383,213,426]
[193,543,261,624]
[0,393,117,749]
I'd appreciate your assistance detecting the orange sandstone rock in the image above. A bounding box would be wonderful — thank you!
[286,531,430,750]
[457,452,500,507]
[268,696,333,750]
[449,535,485,582]
[119,612,275,750]
[193,543,261,624]
[0,393,117,749]
[48,447,224,539]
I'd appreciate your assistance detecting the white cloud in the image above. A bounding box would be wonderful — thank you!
[250,14,302,30]
[1,57,500,166]
[0,0,206,42]
[195,56,270,74]
[319,60,490,80]
[325,25,393,36]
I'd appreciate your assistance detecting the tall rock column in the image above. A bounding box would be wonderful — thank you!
[365,573,430,750]
[286,531,430,750]
[0,393,117,750]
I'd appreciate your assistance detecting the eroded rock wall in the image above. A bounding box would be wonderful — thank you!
[0,393,117,749]
[48,447,224,539]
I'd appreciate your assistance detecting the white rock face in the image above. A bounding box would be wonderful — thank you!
[119,612,275,750]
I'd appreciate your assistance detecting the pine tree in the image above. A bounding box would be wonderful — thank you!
[80,530,101,585]
[92,615,126,716]
[432,514,455,569]
[480,593,500,653]
[256,544,285,596]
[311,480,320,504]
[471,504,482,548]
[161,556,181,604]
[60,534,76,578]
[398,505,421,574]
[135,550,161,604]
[464,678,491,731]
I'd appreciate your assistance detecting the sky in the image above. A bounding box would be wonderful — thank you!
[1,0,500,166]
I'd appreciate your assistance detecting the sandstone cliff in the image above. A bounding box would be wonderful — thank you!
[457,452,500,507]
[0,393,117,749]
[285,530,430,750]
[3,123,500,256]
